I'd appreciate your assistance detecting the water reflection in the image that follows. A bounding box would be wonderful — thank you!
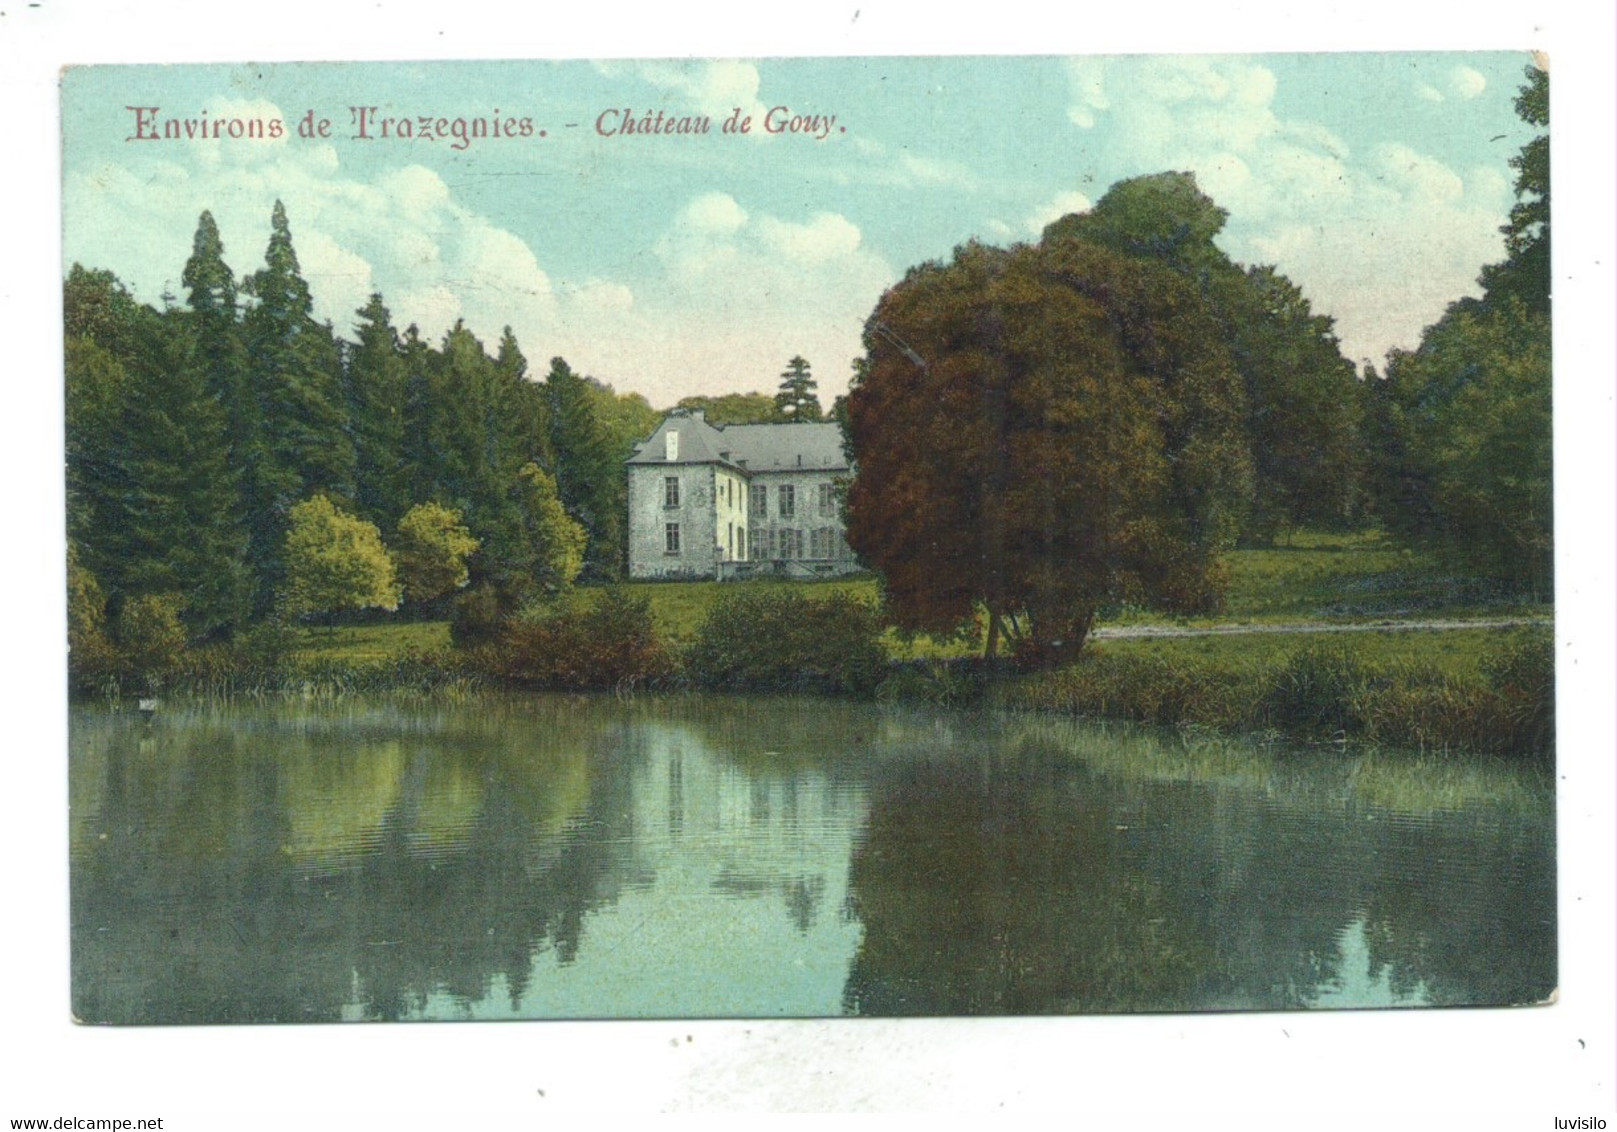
[69,696,1554,1022]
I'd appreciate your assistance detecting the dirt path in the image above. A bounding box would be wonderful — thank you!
[1090,616,1552,641]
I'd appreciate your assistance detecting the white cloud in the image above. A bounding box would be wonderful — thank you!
[1064,58,1109,129]
[894,151,980,190]
[1059,55,1513,365]
[1449,66,1487,99]
[633,59,771,139]
[757,212,863,266]
[678,191,750,235]
[1026,190,1093,237]
[564,279,635,316]
[547,191,895,404]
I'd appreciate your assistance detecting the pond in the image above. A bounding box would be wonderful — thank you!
[68,694,1555,1023]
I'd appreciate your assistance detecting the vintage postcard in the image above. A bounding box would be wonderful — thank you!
[62,52,1554,1027]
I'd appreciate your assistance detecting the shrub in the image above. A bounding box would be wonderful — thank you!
[1258,646,1375,736]
[449,582,520,648]
[688,588,887,695]
[876,660,978,706]
[110,593,190,693]
[482,588,675,690]
[1002,650,1259,731]
[1482,630,1555,759]
[67,547,118,696]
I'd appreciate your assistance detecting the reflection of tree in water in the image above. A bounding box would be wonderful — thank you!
[72,726,344,1024]
[711,869,825,934]
[1123,771,1555,1010]
[1354,816,1555,1007]
[71,701,1556,1023]
[842,759,1208,1015]
[70,703,642,1024]
[842,743,1556,1015]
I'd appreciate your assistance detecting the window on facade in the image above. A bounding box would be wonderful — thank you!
[664,476,680,508]
[665,522,681,555]
[738,527,746,560]
[781,528,803,559]
[779,484,796,518]
[750,484,767,517]
[818,483,836,518]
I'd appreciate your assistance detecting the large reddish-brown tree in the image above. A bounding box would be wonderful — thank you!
[844,235,1251,667]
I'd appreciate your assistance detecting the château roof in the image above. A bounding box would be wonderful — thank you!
[626,410,848,473]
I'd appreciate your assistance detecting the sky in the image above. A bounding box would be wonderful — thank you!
[62,52,1540,407]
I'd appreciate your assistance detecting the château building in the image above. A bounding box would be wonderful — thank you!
[625,409,859,580]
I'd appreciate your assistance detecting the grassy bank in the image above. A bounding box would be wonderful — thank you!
[994,627,1552,761]
[82,530,1554,762]
[287,528,1547,663]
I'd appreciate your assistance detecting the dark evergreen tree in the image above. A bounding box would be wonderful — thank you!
[242,200,356,607]
[429,320,497,524]
[93,306,252,637]
[544,357,624,580]
[466,327,555,589]
[345,294,410,526]
[774,355,823,422]
[492,326,552,475]
[398,324,440,507]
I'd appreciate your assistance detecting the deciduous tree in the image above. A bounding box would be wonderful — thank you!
[393,502,481,605]
[1371,64,1552,595]
[282,495,400,622]
[1047,172,1363,539]
[845,234,1251,667]
[511,462,587,594]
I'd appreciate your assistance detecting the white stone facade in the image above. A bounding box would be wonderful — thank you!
[626,410,859,580]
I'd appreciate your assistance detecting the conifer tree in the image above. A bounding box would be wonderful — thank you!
[346,294,409,525]
[95,306,252,637]
[544,357,624,580]
[242,200,356,607]
[774,355,823,422]
[399,324,439,506]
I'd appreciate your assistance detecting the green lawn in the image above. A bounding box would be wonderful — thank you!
[295,529,1549,665]
[1109,529,1544,627]
[292,619,451,662]
[1091,624,1531,681]
[618,577,881,645]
